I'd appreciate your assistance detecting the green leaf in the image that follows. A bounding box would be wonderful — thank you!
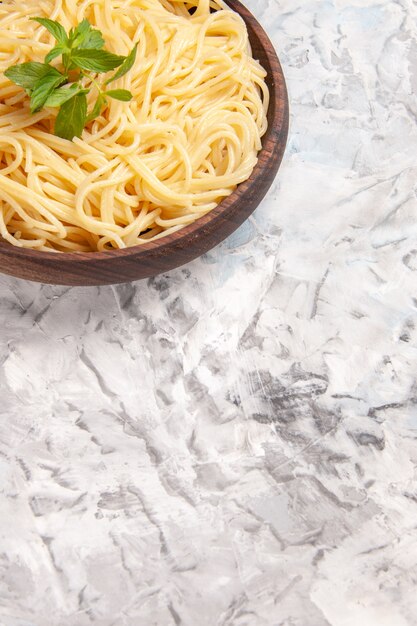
[69,19,90,46]
[45,44,66,64]
[70,19,105,50]
[106,43,137,85]
[31,17,68,46]
[30,69,66,113]
[105,89,133,102]
[54,93,87,140]
[71,49,125,73]
[86,92,106,123]
[4,62,52,91]
[79,28,105,50]
[45,83,87,107]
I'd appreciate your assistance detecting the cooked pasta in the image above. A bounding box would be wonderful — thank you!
[0,0,269,252]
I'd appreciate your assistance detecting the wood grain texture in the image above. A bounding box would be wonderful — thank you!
[0,0,289,286]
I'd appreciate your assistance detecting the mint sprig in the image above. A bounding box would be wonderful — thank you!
[4,17,137,141]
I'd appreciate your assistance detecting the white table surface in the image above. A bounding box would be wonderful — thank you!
[1,1,417,624]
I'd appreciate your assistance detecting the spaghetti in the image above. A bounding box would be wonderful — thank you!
[0,0,269,252]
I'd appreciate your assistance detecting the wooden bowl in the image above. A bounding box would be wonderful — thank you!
[0,0,289,286]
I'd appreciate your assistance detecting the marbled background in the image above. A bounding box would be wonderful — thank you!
[1,0,417,624]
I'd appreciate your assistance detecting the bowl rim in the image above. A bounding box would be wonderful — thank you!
[0,0,289,265]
